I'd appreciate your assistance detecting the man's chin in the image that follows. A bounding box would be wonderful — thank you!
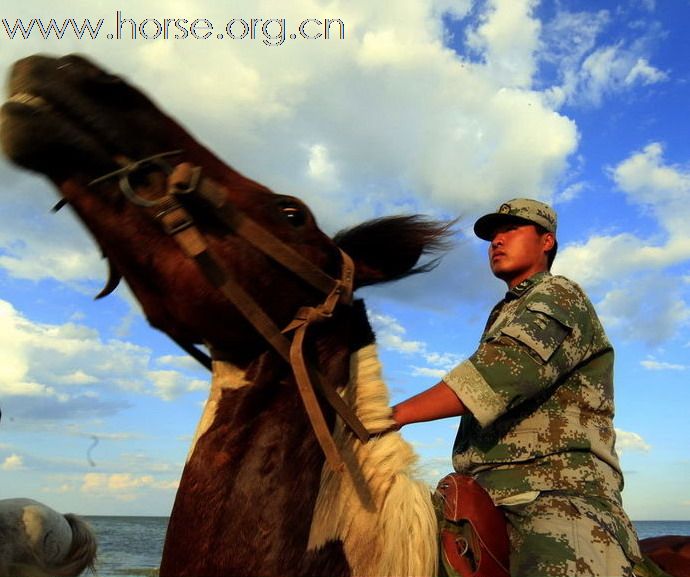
[490,264,511,281]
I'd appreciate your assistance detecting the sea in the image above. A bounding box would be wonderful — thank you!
[85,517,690,577]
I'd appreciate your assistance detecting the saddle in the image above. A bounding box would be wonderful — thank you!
[434,473,510,577]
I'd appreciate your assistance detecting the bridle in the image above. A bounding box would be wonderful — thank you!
[89,151,370,471]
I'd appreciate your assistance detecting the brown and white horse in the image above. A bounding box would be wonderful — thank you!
[0,498,97,577]
[1,54,687,577]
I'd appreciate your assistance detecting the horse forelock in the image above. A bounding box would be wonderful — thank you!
[308,344,438,577]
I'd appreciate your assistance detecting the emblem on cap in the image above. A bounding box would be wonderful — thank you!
[498,203,511,214]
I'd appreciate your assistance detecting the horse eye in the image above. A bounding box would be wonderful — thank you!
[278,201,307,227]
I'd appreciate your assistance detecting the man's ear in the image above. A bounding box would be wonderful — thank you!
[543,232,555,252]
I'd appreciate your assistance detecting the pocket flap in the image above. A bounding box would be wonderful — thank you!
[500,304,571,362]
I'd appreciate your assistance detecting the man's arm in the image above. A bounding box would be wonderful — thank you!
[392,381,467,428]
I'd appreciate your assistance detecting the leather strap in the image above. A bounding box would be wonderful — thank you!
[152,164,368,471]
[172,168,340,297]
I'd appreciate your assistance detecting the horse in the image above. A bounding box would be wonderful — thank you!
[0,498,97,577]
[1,54,687,577]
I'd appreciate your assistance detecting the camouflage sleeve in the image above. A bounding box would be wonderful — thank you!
[444,278,595,428]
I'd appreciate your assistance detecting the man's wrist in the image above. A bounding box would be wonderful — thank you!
[391,404,405,429]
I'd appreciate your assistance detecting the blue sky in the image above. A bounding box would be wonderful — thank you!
[0,0,688,520]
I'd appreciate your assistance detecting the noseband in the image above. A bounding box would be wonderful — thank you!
[89,151,369,472]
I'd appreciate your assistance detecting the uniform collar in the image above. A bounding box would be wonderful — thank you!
[505,271,551,301]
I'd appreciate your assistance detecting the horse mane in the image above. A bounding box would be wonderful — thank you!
[25,513,97,577]
[307,344,437,577]
[51,514,98,577]
[334,216,456,287]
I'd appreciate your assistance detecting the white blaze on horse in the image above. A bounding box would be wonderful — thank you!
[0,499,96,577]
[1,55,687,577]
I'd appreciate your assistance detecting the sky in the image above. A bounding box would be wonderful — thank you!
[0,0,688,520]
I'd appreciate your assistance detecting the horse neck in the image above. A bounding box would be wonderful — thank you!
[164,302,437,576]
[162,310,356,575]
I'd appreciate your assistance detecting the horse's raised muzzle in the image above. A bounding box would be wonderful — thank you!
[0,55,146,181]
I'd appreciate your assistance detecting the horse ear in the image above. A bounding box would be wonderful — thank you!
[333,215,455,288]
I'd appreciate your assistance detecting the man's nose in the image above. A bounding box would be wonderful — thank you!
[491,232,504,247]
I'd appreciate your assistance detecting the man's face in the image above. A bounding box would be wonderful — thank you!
[488,221,554,288]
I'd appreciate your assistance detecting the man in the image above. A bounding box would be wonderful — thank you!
[392,199,642,576]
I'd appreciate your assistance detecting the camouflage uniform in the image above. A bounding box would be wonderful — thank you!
[443,271,642,576]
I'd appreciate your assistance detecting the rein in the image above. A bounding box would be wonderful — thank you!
[89,152,369,471]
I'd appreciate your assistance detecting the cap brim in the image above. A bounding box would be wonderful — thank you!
[473,214,532,241]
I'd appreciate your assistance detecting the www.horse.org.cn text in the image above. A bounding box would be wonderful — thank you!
[1,12,346,46]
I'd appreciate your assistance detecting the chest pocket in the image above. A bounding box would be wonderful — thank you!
[500,302,571,363]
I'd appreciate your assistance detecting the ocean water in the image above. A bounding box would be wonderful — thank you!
[85,516,167,577]
[635,520,690,540]
[85,517,690,576]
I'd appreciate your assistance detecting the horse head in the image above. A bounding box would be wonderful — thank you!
[0,498,96,577]
[1,54,450,368]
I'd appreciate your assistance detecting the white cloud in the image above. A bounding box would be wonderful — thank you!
[556,233,690,288]
[52,371,100,386]
[41,483,74,495]
[81,472,179,501]
[465,0,541,87]
[554,143,690,344]
[415,455,454,486]
[0,173,105,283]
[424,351,464,367]
[615,428,652,454]
[0,299,208,420]
[369,312,426,354]
[636,0,656,11]
[411,366,447,379]
[307,143,338,187]
[146,370,208,401]
[1,453,25,471]
[624,57,667,86]
[369,309,465,379]
[578,45,667,105]
[596,277,689,344]
[156,354,207,371]
[411,351,464,379]
[640,359,687,371]
[554,182,585,204]
[611,142,690,235]
[539,8,666,108]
